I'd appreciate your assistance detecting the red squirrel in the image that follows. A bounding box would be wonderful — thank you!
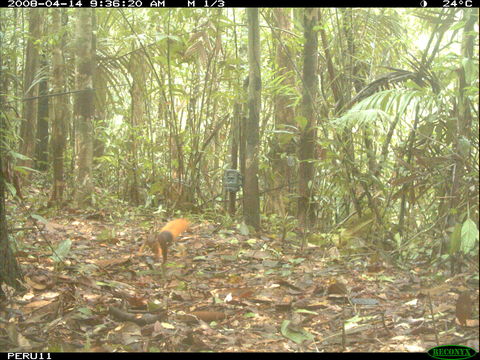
[139,219,189,266]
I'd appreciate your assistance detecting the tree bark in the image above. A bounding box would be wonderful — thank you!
[49,10,67,206]
[74,9,95,207]
[244,8,261,230]
[445,9,477,254]
[128,52,147,206]
[297,8,318,228]
[0,48,24,294]
[268,8,295,217]
[228,103,241,216]
[35,56,49,171]
[19,9,42,171]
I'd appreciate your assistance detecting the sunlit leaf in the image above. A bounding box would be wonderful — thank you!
[280,320,314,344]
[50,239,72,262]
[461,218,479,254]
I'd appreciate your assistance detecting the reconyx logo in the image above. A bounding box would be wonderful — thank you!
[427,345,478,360]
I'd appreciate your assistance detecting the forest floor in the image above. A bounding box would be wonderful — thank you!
[2,190,479,352]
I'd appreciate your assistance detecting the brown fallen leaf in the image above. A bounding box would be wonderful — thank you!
[224,287,256,299]
[94,256,131,268]
[327,281,348,295]
[366,262,385,273]
[24,270,56,290]
[127,295,148,308]
[23,299,59,316]
[24,299,54,309]
[184,330,211,350]
[183,311,226,323]
[25,277,47,290]
[421,283,451,297]
[455,291,472,326]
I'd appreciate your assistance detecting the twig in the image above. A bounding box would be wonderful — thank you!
[427,293,440,346]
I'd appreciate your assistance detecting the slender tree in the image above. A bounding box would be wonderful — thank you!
[228,103,241,216]
[448,9,476,227]
[446,9,477,266]
[35,55,49,171]
[0,150,24,297]
[297,8,318,228]
[0,41,23,294]
[74,9,95,206]
[19,9,42,171]
[127,51,146,205]
[244,8,261,230]
[268,8,295,217]
[49,9,67,206]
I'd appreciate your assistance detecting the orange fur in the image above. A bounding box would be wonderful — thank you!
[140,219,189,263]
[159,218,189,239]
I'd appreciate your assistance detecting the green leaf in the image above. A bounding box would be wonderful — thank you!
[450,20,466,31]
[462,58,477,85]
[280,320,314,344]
[449,222,462,254]
[239,222,250,236]
[9,150,30,161]
[14,165,40,175]
[147,301,164,312]
[78,307,93,316]
[461,218,479,254]
[295,115,308,131]
[5,182,16,197]
[98,228,115,241]
[378,275,395,282]
[394,233,402,248]
[289,258,305,265]
[345,315,362,325]
[50,239,72,262]
[31,214,49,224]
[295,309,319,315]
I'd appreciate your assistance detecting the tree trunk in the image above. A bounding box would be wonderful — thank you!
[92,13,106,160]
[244,8,261,230]
[0,51,24,294]
[35,56,49,171]
[228,103,241,216]
[19,9,42,171]
[49,9,67,206]
[297,8,318,228]
[268,8,295,217]
[128,52,147,206]
[445,9,477,257]
[74,9,95,207]
[0,154,24,296]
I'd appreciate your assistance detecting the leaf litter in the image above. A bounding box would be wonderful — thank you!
[1,209,478,352]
